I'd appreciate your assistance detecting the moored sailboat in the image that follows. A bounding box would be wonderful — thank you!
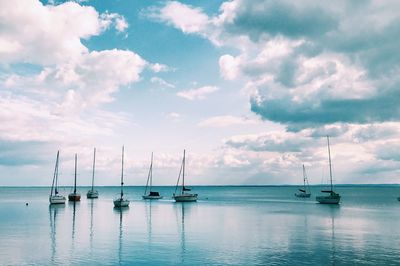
[316,136,341,204]
[173,150,198,202]
[49,151,66,204]
[114,146,130,208]
[295,164,311,198]
[68,154,81,201]
[87,148,99,199]
[142,152,163,200]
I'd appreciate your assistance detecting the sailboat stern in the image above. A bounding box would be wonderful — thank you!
[68,193,81,201]
[316,191,341,204]
[113,198,130,207]
[173,193,198,202]
[49,195,66,204]
[87,190,99,198]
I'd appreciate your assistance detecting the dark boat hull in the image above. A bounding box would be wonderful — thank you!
[68,193,81,201]
[295,193,311,198]
[87,190,99,199]
[173,193,198,202]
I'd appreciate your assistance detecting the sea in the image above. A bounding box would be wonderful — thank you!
[0,185,399,265]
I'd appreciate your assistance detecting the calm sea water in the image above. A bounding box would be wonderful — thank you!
[0,186,400,265]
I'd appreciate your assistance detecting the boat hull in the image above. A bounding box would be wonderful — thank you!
[295,193,311,198]
[142,195,163,200]
[49,195,66,204]
[114,198,130,207]
[87,190,99,199]
[397,197,400,202]
[173,193,198,202]
[316,195,341,204]
[68,193,81,201]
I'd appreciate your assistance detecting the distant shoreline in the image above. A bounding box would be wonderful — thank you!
[1,184,399,188]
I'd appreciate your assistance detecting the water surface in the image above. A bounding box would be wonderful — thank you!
[0,186,399,265]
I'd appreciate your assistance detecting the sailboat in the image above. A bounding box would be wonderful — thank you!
[114,146,130,208]
[173,150,198,202]
[295,164,311,198]
[87,148,99,199]
[68,154,81,201]
[49,150,66,204]
[142,152,163,200]
[316,136,341,204]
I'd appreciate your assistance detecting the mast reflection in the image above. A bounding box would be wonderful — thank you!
[114,207,128,265]
[328,205,339,266]
[145,201,153,243]
[89,199,94,252]
[49,204,64,264]
[174,203,189,264]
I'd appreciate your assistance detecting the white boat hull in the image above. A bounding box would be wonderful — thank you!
[87,190,99,198]
[49,195,66,204]
[316,195,341,204]
[173,193,198,202]
[295,192,311,198]
[142,195,163,200]
[114,198,130,207]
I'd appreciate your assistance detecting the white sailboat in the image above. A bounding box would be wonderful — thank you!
[316,136,341,204]
[173,150,198,202]
[142,152,163,200]
[68,154,81,202]
[295,164,311,198]
[49,150,66,204]
[87,148,99,199]
[114,146,130,208]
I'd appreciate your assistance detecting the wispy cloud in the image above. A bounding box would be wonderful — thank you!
[198,115,259,127]
[177,85,219,100]
[150,77,175,88]
[164,112,182,122]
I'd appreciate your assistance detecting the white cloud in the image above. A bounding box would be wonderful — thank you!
[100,11,129,33]
[148,1,209,34]
[0,1,150,152]
[164,112,181,122]
[14,49,148,109]
[177,85,219,100]
[0,0,128,65]
[219,54,240,80]
[150,77,175,88]
[198,115,259,127]
[149,63,171,73]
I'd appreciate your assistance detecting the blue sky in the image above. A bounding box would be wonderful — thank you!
[1,0,400,186]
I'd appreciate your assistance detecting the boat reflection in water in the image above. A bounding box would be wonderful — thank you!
[173,202,193,264]
[69,200,79,258]
[89,199,95,254]
[49,204,65,265]
[113,207,129,265]
[328,205,339,265]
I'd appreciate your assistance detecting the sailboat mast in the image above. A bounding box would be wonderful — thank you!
[120,146,124,198]
[182,149,185,194]
[51,150,60,196]
[74,154,77,194]
[150,152,153,191]
[91,148,96,191]
[302,164,306,191]
[55,153,59,195]
[327,136,333,191]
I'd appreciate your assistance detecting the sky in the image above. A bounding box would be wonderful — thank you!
[0,0,400,186]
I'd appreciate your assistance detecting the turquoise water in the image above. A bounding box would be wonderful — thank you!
[0,186,400,265]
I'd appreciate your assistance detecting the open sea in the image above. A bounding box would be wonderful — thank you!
[0,185,400,265]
